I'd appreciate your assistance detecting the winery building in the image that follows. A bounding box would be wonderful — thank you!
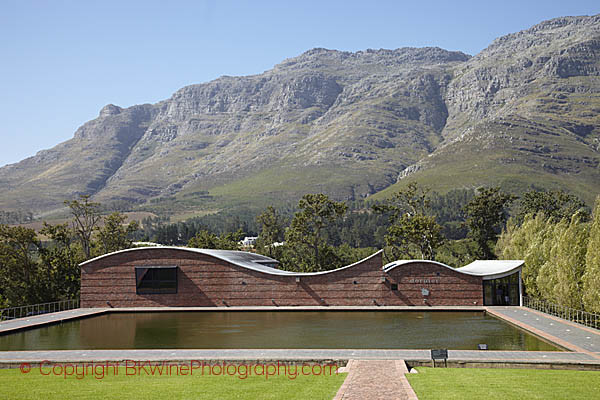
[80,247,523,308]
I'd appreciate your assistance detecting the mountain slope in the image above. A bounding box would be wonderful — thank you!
[1,14,599,217]
[0,104,155,212]
[1,47,468,214]
[377,15,600,204]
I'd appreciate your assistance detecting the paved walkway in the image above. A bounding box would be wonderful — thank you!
[0,308,106,335]
[333,360,417,400]
[486,306,600,358]
[0,348,596,364]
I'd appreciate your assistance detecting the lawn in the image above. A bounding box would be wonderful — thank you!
[0,364,347,400]
[406,367,600,400]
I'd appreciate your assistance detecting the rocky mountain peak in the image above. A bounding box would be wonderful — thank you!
[482,14,600,58]
[273,46,470,74]
[99,104,122,118]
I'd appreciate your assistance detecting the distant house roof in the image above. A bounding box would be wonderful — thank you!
[240,237,258,246]
[383,259,524,280]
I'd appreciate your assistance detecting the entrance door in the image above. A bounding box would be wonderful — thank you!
[483,272,520,306]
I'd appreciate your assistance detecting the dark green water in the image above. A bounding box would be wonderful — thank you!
[0,311,560,351]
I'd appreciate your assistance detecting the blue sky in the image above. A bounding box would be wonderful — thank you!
[1,0,598,167]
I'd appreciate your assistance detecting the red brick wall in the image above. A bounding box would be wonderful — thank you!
[80,249,483,307]
[384,261,483,306]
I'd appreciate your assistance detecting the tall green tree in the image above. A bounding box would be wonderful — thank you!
[373,182,431,220]
[0,225,42,305]
[95,212,139,255]
[384,214,443,260]
[0,199,146,307]
[373,182,444,260]
[464,187,517,259]
[583,196,600,312]
[537,212,589,308]
[285,193,347,272]
[255,206,285,257]
[517,189,588,223]
[38,223,82,300]
[496,213,554,298]
[65,195,102,259]
[187,229,243,250]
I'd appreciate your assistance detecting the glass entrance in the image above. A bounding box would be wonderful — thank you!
[483,272,520,306]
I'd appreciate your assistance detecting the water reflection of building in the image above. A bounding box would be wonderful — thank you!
[80,247,523,307]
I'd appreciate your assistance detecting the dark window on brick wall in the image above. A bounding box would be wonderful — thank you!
[390,283,398,291]
[135,266,178,294]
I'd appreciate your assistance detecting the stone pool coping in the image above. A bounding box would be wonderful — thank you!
[1,305,599,370]
[0,349,598,371]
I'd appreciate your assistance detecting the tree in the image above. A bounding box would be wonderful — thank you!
[496,214,554,298]
[0,225,42,305]
[537,211,589,308]
[256,206,285,257]
[38,223,82,300]
[66,195,102,259]
[154,223,181,245]
[285,193,347,272]
[583,196,600,312]
[384,214,443,260]
[373,182,444,261]
[517,189,588,223]
[464,187,517,259]
[95,212,139,255]
[187,229,243,250]
[372,182,431,220]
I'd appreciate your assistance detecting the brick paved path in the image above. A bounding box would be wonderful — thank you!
[333,360,418,400]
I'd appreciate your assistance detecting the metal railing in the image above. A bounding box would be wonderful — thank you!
[523,296,599,331]
[0,299,79,322]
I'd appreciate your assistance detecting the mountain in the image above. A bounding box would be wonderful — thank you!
[1,15,599,218]
[376,15,600,203]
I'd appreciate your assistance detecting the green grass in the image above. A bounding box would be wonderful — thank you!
[0,365,346,400]
[406,367,600,400]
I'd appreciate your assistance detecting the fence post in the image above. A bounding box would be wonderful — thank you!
[522,296,599,331]
[0,299,80,322]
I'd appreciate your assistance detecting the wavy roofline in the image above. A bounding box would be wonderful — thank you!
[80,246,383,277]
[383,259,523,278]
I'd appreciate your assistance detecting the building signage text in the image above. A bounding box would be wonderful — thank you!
[408,278,440,284]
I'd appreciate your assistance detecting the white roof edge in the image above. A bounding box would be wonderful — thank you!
[383,259,473,274]
[79,246,383,277]
[383,259,524,278]
[79,246,281,274]
[458,260,524,277]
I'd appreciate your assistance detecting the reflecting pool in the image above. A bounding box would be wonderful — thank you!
[0,311,560,351]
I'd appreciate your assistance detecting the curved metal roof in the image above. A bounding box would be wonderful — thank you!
[80,246,287,275]
[458,260,524,279]
[384,259,463,274]
[80,246,383,277]
[383,259,523,279]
